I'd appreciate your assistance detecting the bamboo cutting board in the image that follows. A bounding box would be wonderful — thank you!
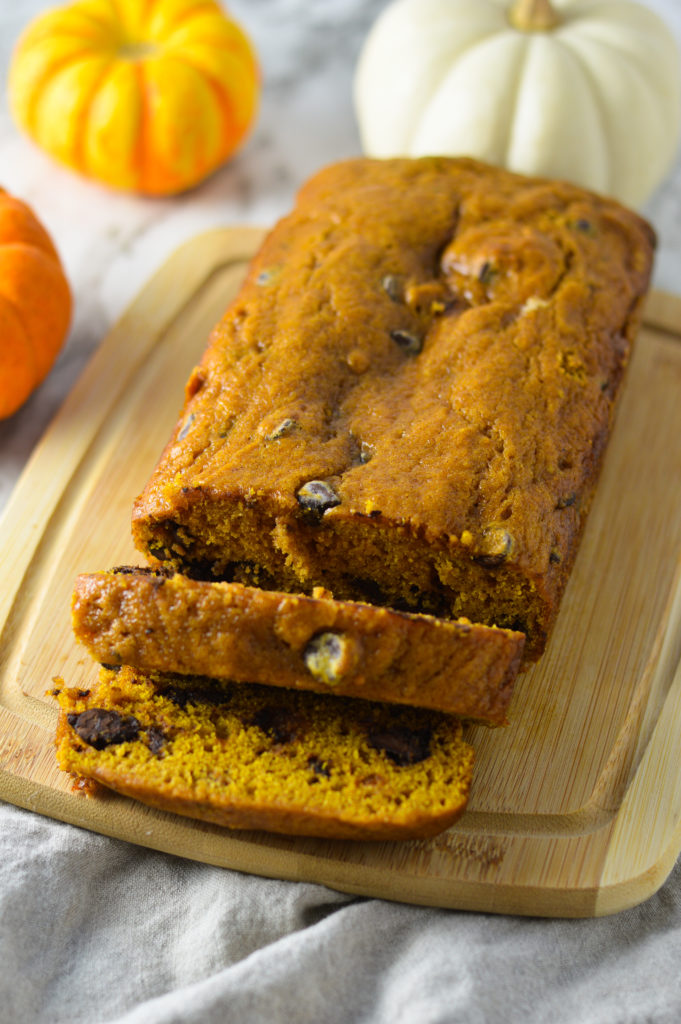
[1,227,681,918]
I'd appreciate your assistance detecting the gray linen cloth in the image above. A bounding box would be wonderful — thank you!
[2,799,680,1024]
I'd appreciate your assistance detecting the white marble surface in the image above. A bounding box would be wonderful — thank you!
[0,0,387,507]
[1,0,680,513]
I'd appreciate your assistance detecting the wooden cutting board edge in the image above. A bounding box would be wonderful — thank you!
[1,227,680,918]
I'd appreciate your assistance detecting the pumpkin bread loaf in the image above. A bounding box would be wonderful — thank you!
[54,666,474,840]
[72,567,524,722]
[131,157,655,659]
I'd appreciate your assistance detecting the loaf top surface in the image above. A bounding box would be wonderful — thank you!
[133,157,655,584]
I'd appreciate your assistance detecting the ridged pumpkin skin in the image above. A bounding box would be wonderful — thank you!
[354,0,681,209]
[9,0,259,196]
[0,189,72,420]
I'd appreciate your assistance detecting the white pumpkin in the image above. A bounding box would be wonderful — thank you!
[354,0,681,207]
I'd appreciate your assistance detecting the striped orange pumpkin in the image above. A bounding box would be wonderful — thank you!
[9,0,260,195]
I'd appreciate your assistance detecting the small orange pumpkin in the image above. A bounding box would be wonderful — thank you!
[9,0,259,196]
[0,189,72,420]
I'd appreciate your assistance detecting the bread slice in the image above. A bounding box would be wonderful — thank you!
[54,665,474,841]
[72,567,524,723]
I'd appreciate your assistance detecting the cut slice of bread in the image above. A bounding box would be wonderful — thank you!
[55,665,474,841]
[72,567,524,723]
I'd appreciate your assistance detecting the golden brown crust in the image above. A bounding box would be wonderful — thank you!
[131,157,655,658]
[54,667,474,841]
[72,568,524,722]
[63,763,467,840]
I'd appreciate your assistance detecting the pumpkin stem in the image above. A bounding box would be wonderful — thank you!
[508,0,561,32]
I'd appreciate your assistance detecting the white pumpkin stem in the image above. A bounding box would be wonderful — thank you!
[508,0,561,32]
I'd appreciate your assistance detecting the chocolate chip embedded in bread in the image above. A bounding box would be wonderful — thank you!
[296,480,341,513]
[307,755,331,778]
[256,265,281,286]
[67,708,140,750]
[573,218,597,236]
[359,441,374,464]
[177,413,195,441]
[478,261,497,285]
[146,727,166,756]
[161,681,229,709]
[475,527,516,569]
[252,705,304,745]
[389,329,422,355]
[367,724,432,766]
[265,417,298,441]
[381,274,404,302]
[304,632,359,686]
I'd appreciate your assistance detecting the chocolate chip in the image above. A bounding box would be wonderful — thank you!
[296,480,340,513]
[150,521,216,578]
[256,266,281,286]
[161,687,189,708]
[304,632,354,686]
[177,414,195,441]
[381,274,404,302]
[574,218,596,235]
[549,549,562,565]
[556,493,577,509]
[67,708,140,750]
[474,528,516,569]
[146,727,166,755]
[478,261,496,284]
[307,755,331,777]
[252,706,303,745]
[146,543,172,562]
[475,553,507,569]
[266,418,297,441]
[390,329,422,355]
[161,681,228,709]
[359,441,374,464]
[367,724,432,766]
